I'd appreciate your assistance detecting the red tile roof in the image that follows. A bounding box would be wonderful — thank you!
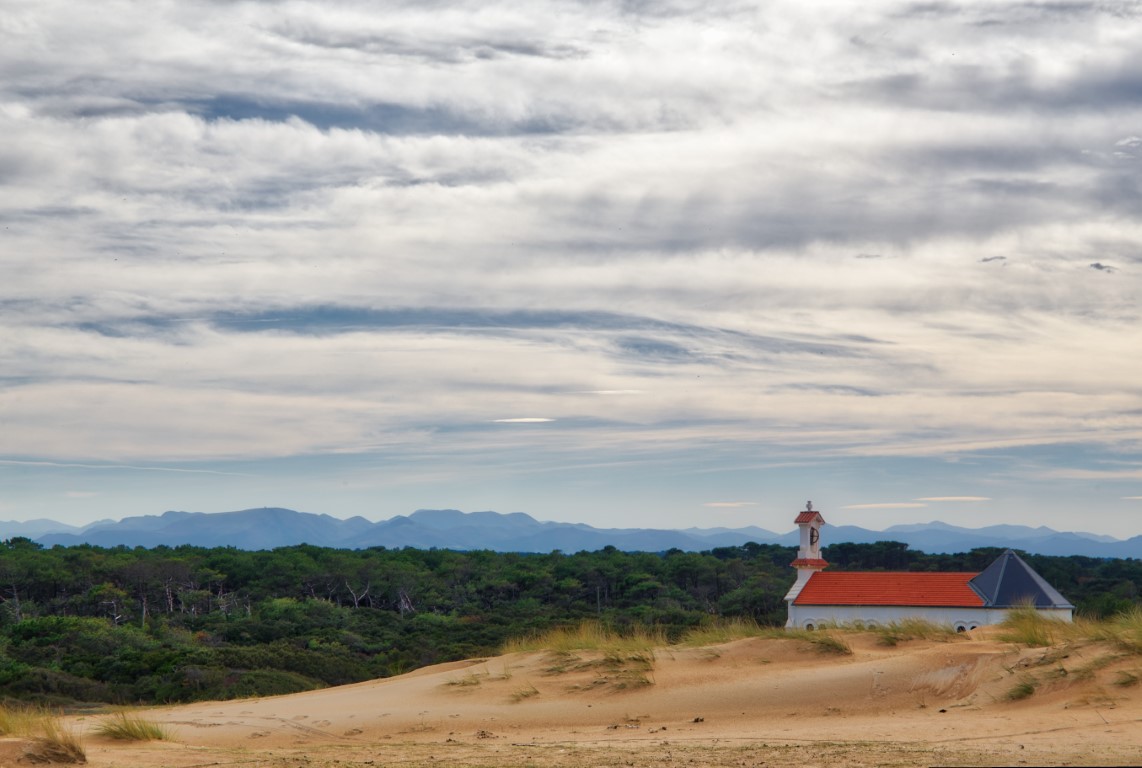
[793,571,985,607]
[794,511,825,524]
[791,558,829,568]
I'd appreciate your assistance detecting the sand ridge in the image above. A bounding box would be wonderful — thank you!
[20,631,1142,767]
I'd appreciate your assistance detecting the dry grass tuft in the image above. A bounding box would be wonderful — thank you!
[873,618,959,646]
[93,712,171,741]
[502,621,665,655]
[998,607,1068,647]
[999,606,1142,655]
[678,618,767,646]
[1005,676,1037,701]
[783,627,853,655]
[1089,607,1142,654]
[23,717,86,764]
[510,683,540,702]
[444,671,485,687]
[0,703,51,737]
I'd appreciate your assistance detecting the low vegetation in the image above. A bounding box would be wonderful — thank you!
[93,712,171,741]
[501,621,665,655]
[0,705,86,764]
[999,606,1142,655]
[1005,677,1037,701]
[783,627,853,655]
[678,617,767,646]
[871,618,960,646]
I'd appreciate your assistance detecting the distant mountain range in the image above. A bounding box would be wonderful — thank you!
[3,508,1138,558]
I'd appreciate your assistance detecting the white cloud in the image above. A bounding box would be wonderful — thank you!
[843,503,929,510]
[4,0,1142,532]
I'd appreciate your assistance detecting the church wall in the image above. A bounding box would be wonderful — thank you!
[785,604,1073,631]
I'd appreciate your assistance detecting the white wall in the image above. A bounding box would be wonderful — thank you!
[785,604,1073,631]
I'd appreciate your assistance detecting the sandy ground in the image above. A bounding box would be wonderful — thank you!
[6,629,1141,767]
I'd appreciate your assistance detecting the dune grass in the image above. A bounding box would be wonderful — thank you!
[501,621,666,655]
[0,705,87,764]
[783,627,853,655]
[999,606,1142,654]
[998,607,1065,647]
[1086,606,1142,654]
[509,683,540,702]
[872,618,960,646]
[92,712,171,741]
[1005,677,1037,701]
[0,703,52,737]
[678,618,768,647]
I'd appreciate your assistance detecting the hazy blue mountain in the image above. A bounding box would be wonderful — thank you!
[37,508,376,550]
[0,518,88,540]
[19,508,1140,557]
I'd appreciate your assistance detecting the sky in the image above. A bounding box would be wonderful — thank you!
[2,0,1142,537]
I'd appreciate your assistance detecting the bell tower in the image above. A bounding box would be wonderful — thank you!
[783,501,828,613]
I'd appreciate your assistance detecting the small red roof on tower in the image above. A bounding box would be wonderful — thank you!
[793,500,825,525]
[793,571,985,607]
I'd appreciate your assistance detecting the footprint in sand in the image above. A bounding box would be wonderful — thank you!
[250,731,270,738]
[344,728,363,736]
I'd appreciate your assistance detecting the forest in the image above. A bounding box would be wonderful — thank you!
[0,537,1138,706]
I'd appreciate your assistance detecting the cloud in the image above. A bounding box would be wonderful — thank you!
[914,496,991,502]
[843,503,929,509]
[3,0,1142,533]
[492,418,556,423]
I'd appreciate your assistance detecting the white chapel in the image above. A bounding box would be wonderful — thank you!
[783,502,1074,631]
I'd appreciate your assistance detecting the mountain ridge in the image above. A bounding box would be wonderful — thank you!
[10,508,1139,557]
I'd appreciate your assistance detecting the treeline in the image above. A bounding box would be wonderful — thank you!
[0,537,1137,706]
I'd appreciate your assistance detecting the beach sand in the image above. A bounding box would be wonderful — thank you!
[11,628,1140,767]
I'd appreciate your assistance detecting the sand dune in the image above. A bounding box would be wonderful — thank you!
[11,629,1141,767]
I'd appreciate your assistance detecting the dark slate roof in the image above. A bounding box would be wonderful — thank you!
[968,549,1074,608]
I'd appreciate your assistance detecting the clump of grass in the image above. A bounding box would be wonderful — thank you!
[874,618,959,646]
[93,712,171,741]
[444,671,484,687]
[502,621,666,655]
[510,683,540,702]
[1091,607,1142,655]
[1114,670,1139,687]
[784,628,852,655]
[23,716,86,764]
[0,703,51,737]
[678,618,766,647]
[601,649,655,671]
[998,607,1066,647]
[1005,677,1037,701]
[611,669,654,689]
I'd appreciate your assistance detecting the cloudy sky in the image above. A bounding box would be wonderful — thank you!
[3,0,1142,537]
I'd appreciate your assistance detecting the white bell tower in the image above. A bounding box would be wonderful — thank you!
[783,501,828,616]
